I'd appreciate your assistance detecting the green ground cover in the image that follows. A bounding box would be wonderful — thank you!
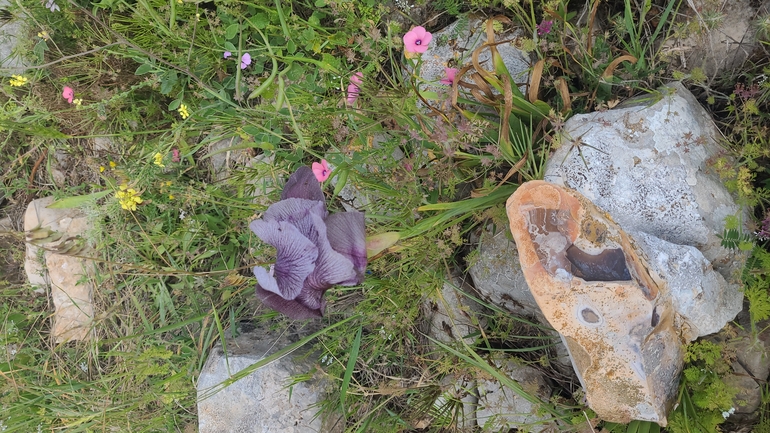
[2,0,770,431]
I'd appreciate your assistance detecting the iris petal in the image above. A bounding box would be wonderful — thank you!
[282,166,325,201]
[256,285,323,319]
[325,212,367,285]
[304,212,358,290]
[250,219,317,299]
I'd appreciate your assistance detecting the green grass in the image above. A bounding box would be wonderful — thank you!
[1,0,770,431]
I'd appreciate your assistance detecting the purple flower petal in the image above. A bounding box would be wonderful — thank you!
[241,53,251,69]
[256,285,323,319]
[325,212,367,285]
[263,199,327,237]
[250,219,317,299]
[281,166,326,201]
[304,212,358,290]
[223,51,232,59]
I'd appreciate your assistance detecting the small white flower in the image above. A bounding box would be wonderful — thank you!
[79,362,88,372]
[722,407,735,419]
[179,210,187,220]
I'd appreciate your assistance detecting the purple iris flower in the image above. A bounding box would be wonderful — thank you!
[250,166,367,319]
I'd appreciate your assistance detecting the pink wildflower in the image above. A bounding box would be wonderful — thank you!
[241,53,251,69]
[537,20,553,36]
[346,72,363,105]
[62,86,74,104]
[403,26,432,54]
[223,51,232,59]
[440,67,458,86]
[311,159,331,182]
[171,148,180,163]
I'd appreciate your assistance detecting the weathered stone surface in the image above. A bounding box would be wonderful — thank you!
[24,196,94,342]
[197,326,341,433]
[544,82,747,283]
[507,181,682,425]
[665,0,761,78]
[0,0,31,73]
[418,16,529,97]
[427,275,485,345]
[207,135,251,181]
[432,375,477,430]
[632,231,742,341]
[475,356,555,432]
[468,227,540,319]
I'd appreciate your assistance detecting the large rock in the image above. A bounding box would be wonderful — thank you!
[427,274,485,345]
[507,181,683,425]
[24,196,94,342]
[0,0,31,73]
[475,356,556,432]
[197,326,341,433]
[417,16,530,96]
[544,82,746,283]
[632,231,742,341]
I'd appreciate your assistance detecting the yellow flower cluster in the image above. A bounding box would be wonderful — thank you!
[9,75,28,87]
[153,152,165,167]
[178,103,190,119]
[116,184,143,211]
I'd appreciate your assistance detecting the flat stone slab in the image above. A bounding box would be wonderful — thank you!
[197,327,341,433]
[24,196,94,342]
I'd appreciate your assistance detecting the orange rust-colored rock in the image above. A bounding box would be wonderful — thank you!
[506,181,683,425]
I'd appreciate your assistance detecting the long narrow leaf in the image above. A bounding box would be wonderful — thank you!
[340,325,362,411]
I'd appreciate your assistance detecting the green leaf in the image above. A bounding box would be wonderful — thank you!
[332,168,348,196]
[47,189,113,209]
[33,40,48,62]
[225,23,239,40]
[314,0,326,6]
[135,63,153,75]
[340,326,362,411]
[253,13,269,29]
[167,98,182,111]
[223,41,237,52]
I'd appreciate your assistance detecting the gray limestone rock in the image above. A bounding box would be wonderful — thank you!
[197,327,341,433]
[417,16,530,103]
[24,196,94,342]
[475,356,555,432]
[467,227,539,319]
[544,82,747,285]
[632,231,743,340]
[427,275,485,345]
[0,0,31,73]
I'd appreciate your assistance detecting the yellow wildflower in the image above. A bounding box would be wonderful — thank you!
[37,31,49,40]
[178,103,190,119]
[109,161,117,169]
[99,166,105,173]
[72,98,82,106]
[168,194,174,200]
[153,152,166,168]
[115,183,143,211]
[9,75,28,87]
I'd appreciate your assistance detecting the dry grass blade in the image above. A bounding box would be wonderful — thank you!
[529,59,544,103]
[471,154,527,198]
[602,54,638,80]
[555,77,571,112]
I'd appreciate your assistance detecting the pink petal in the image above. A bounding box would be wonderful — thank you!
[440,67,458,85]
[62,86,74,104]
[350,72,363,86]
[346,83,360,105]
[403,26,432,54]
[311,159,331,182]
